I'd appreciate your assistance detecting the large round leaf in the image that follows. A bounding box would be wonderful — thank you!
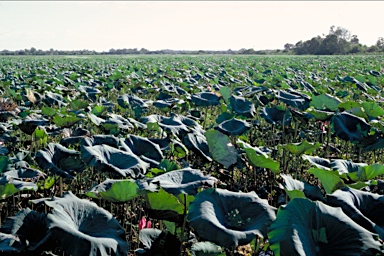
[229,95,256,118]
[138,168,217,195]
[215,118,251,136]
[260,106,291,126]
[268,198,383,256]
[187,188,276,248]
[327,187,384,239]
[36,143,85,179]
[45,192,129,256]
[81,144,149,178]
[120,135,163,164]
[191,92,220,107]
[0,208,50,252]
[332,112,371,143]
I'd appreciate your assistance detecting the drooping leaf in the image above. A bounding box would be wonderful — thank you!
[81,144,149,178]
[279,174,324,201]
[138,168,217,195]
[205,130,238,168]
[36,143,85,179]
[268,198,383,256]
[327,187,384,239]
[215,118,251,136]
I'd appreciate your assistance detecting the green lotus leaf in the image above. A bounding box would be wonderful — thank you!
[69,99,89,111]
[308,168,345,194]
[327,187,384,239]
[36,143,85,179]
[187,188,276,248]
[140,114,189,138]
[86,178,142,202]
[280,140,321,156]
[87,113,105,126]
[302,155,367,176]
[18,118,50,135]
[120,135,163,164]
[362,101,384,118]
[348,164,384,182]
[145,188,185,215]
[82,135,120,148]
[138,168,217,195]
[215,118,251,136]
[183,132,212,161]
[53,114,82,128]
[137,228,180,256]
[260,106,291,126]
[307,109,334,121]
[276,90,310,111]
[268,198,383,256]
[0,208,50,252]
[44,192,129,256]
[332,112,371,143]
[229,95,256,118]
[241,143,279,174]
[117,94,149,109]
[219,87,232,104]
[205,130,238,169]
[191,92,220,107]
[81,144,149,178]
[310,93,341,111]
[280,174,324,201]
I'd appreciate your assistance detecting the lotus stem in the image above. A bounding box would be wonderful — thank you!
[180,193,188,254]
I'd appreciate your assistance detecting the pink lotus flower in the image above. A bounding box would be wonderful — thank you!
[138,217,152,230]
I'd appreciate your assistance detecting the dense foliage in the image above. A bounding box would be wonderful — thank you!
[0,55,384,255]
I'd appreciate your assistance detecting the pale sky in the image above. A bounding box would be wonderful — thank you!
[0,1,383,52]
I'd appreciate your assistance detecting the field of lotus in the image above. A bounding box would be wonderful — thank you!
[0,55,384,255]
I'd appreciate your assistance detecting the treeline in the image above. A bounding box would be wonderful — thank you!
[1,26,383,56]
[284,26,384,55]
[0,47,271,56]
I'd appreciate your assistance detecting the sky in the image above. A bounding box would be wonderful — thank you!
[0,1,383,52]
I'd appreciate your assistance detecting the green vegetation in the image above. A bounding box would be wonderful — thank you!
[0,55,384,255]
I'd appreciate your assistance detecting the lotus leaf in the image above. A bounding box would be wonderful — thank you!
[0,208,50,252]
[137,228,180,256]
[36,143,85,179]
[191,92,220,107]
[327,187,384,237]
[268,198,383,256]
[215,118,251,136]
[187,188,276,248]
[205,130,238,168]
[44,192,129,256]
[229,95,256,118]
[332,112,371,143]
[138,168,217,195]
[81,144,149,178]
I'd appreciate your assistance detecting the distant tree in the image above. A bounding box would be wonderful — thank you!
[30,47,37,55]
[284,43,294,50]
[376,37,384,48]
[350,35,359,44]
